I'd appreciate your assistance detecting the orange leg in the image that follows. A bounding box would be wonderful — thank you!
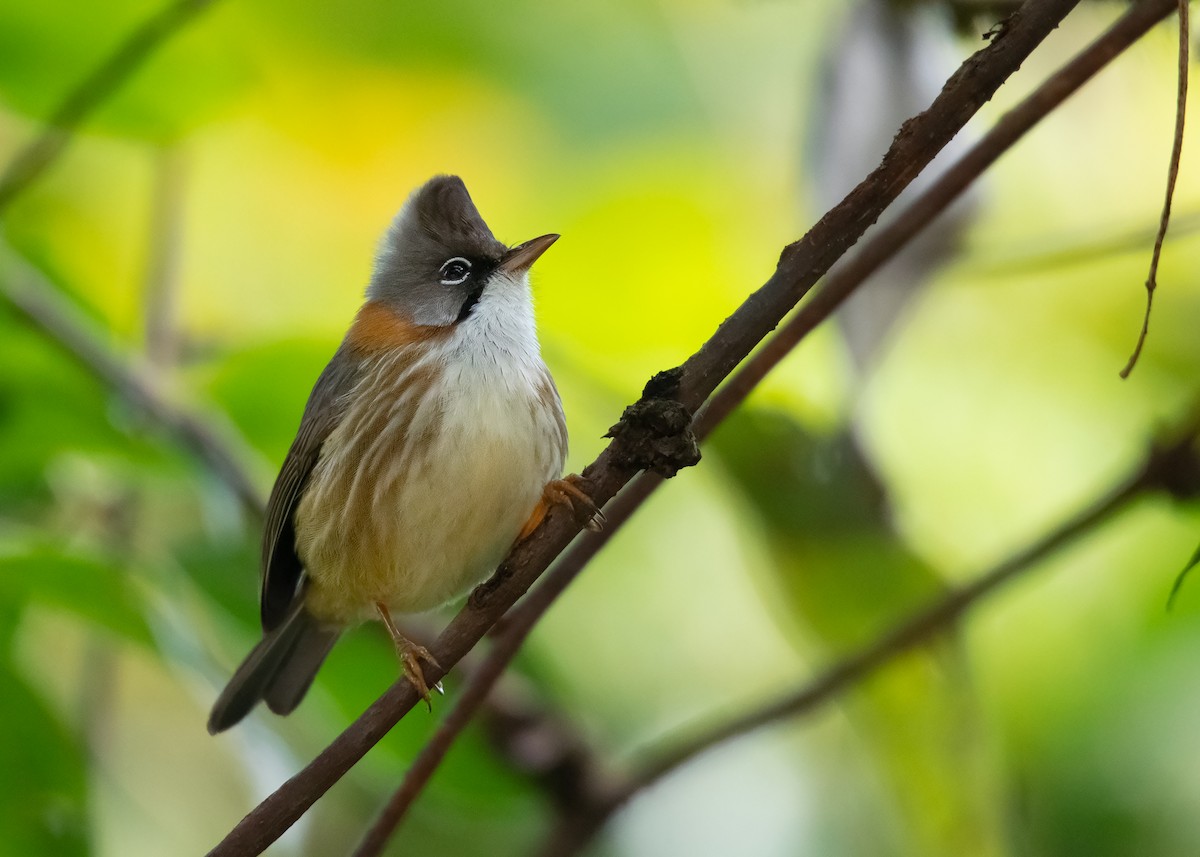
[375,602,442,709]
[518,473,606,541]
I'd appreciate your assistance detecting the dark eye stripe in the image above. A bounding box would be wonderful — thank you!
[456,283,486,323]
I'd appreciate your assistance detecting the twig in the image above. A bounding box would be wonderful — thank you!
[1166,540,1200,607]
[348,3,1178,851]
[536,421,1200,857]
[0,251,267,517]
[141,146,187,369]
[209,3,1098,854]
[1120,0,1189,378]
[0,0,220,216]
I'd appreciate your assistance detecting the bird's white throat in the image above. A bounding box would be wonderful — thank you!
[448,269,546,385]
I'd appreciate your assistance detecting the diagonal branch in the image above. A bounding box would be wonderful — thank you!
[0,249,268,516]
[207,1,1103,854]
[0,0,221,216]
[349,2,1183,850]
[536,419,1200,857]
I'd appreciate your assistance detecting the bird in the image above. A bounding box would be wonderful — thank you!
[208,175,598,734]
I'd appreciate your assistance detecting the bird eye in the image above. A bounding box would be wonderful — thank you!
[439,257,472,285]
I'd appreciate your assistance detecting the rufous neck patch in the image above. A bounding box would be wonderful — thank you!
[346,301,449,353]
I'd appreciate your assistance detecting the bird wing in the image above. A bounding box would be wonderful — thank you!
[260,345,363,631]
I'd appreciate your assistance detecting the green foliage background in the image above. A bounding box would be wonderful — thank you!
[1,1,1199,855]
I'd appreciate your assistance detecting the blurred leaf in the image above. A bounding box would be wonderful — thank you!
[709,407,943,642]
[240,0,702,142]
[0,542,154,647]
[0,310,132,509]
[0,661,88,857]
[198,338,334,462]
[177,533,259,626]
[0,0,250,142]
[710,407,1010,856]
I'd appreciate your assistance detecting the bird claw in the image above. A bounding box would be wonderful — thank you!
[550,474,605,532]
[375,602,441,711]
[399,643,441,711]
[517,474,605,540]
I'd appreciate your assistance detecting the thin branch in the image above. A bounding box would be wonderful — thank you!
[209,3,1101,854]
[141,146,187,369]
[349,3,1178,851]
[0,250,267,516]
[536,420,1200,857]
[0,0,220,216]
[1120,0,1189,378]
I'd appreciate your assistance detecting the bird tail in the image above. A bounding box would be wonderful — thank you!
[207,603,339,734]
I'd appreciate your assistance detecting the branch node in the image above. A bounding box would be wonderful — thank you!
[604,368,701,478]
[469,560,515,609]
[1143,431,1200,501]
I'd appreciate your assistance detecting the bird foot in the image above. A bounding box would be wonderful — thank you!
[518,474,605,540]
[375,602,442,710]
[398,641,443,710]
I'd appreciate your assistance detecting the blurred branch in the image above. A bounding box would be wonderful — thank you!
[536,418,1200,857]
[347,3,1180,852]
[141,146,187,369]
[477,672,616,819]
[0,251,267,517]
[0,0,220,216]
[1120,0,1189,378]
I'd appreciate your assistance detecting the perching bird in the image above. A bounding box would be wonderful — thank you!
[208,175,596,734]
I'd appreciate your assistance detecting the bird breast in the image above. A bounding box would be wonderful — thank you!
[296,276,566,624]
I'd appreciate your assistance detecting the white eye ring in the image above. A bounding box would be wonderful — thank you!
[439,257,472,285]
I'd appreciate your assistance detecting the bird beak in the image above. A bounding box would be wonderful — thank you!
[499,233,559,274]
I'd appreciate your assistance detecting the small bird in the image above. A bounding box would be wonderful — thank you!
[208,175,596,734]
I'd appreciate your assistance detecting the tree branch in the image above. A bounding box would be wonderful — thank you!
[0,0,220,216]
[1120,0,1189,378]
[207,2,1102,854]
[348,2,1180,851]
[0,250,267,516]
[536,417,1200,857]
[140,146,188,369]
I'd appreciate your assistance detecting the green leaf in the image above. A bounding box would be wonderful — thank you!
[0,313,131,508]
[0,543,154,648]
[199,338,336,464]
[709,407,944,644]
[0,662,88,857]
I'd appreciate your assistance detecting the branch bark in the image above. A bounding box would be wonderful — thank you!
[208,1,1104,854]
[350,2,1181,850]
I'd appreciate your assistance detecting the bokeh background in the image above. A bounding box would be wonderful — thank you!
[2,1,1200,855]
